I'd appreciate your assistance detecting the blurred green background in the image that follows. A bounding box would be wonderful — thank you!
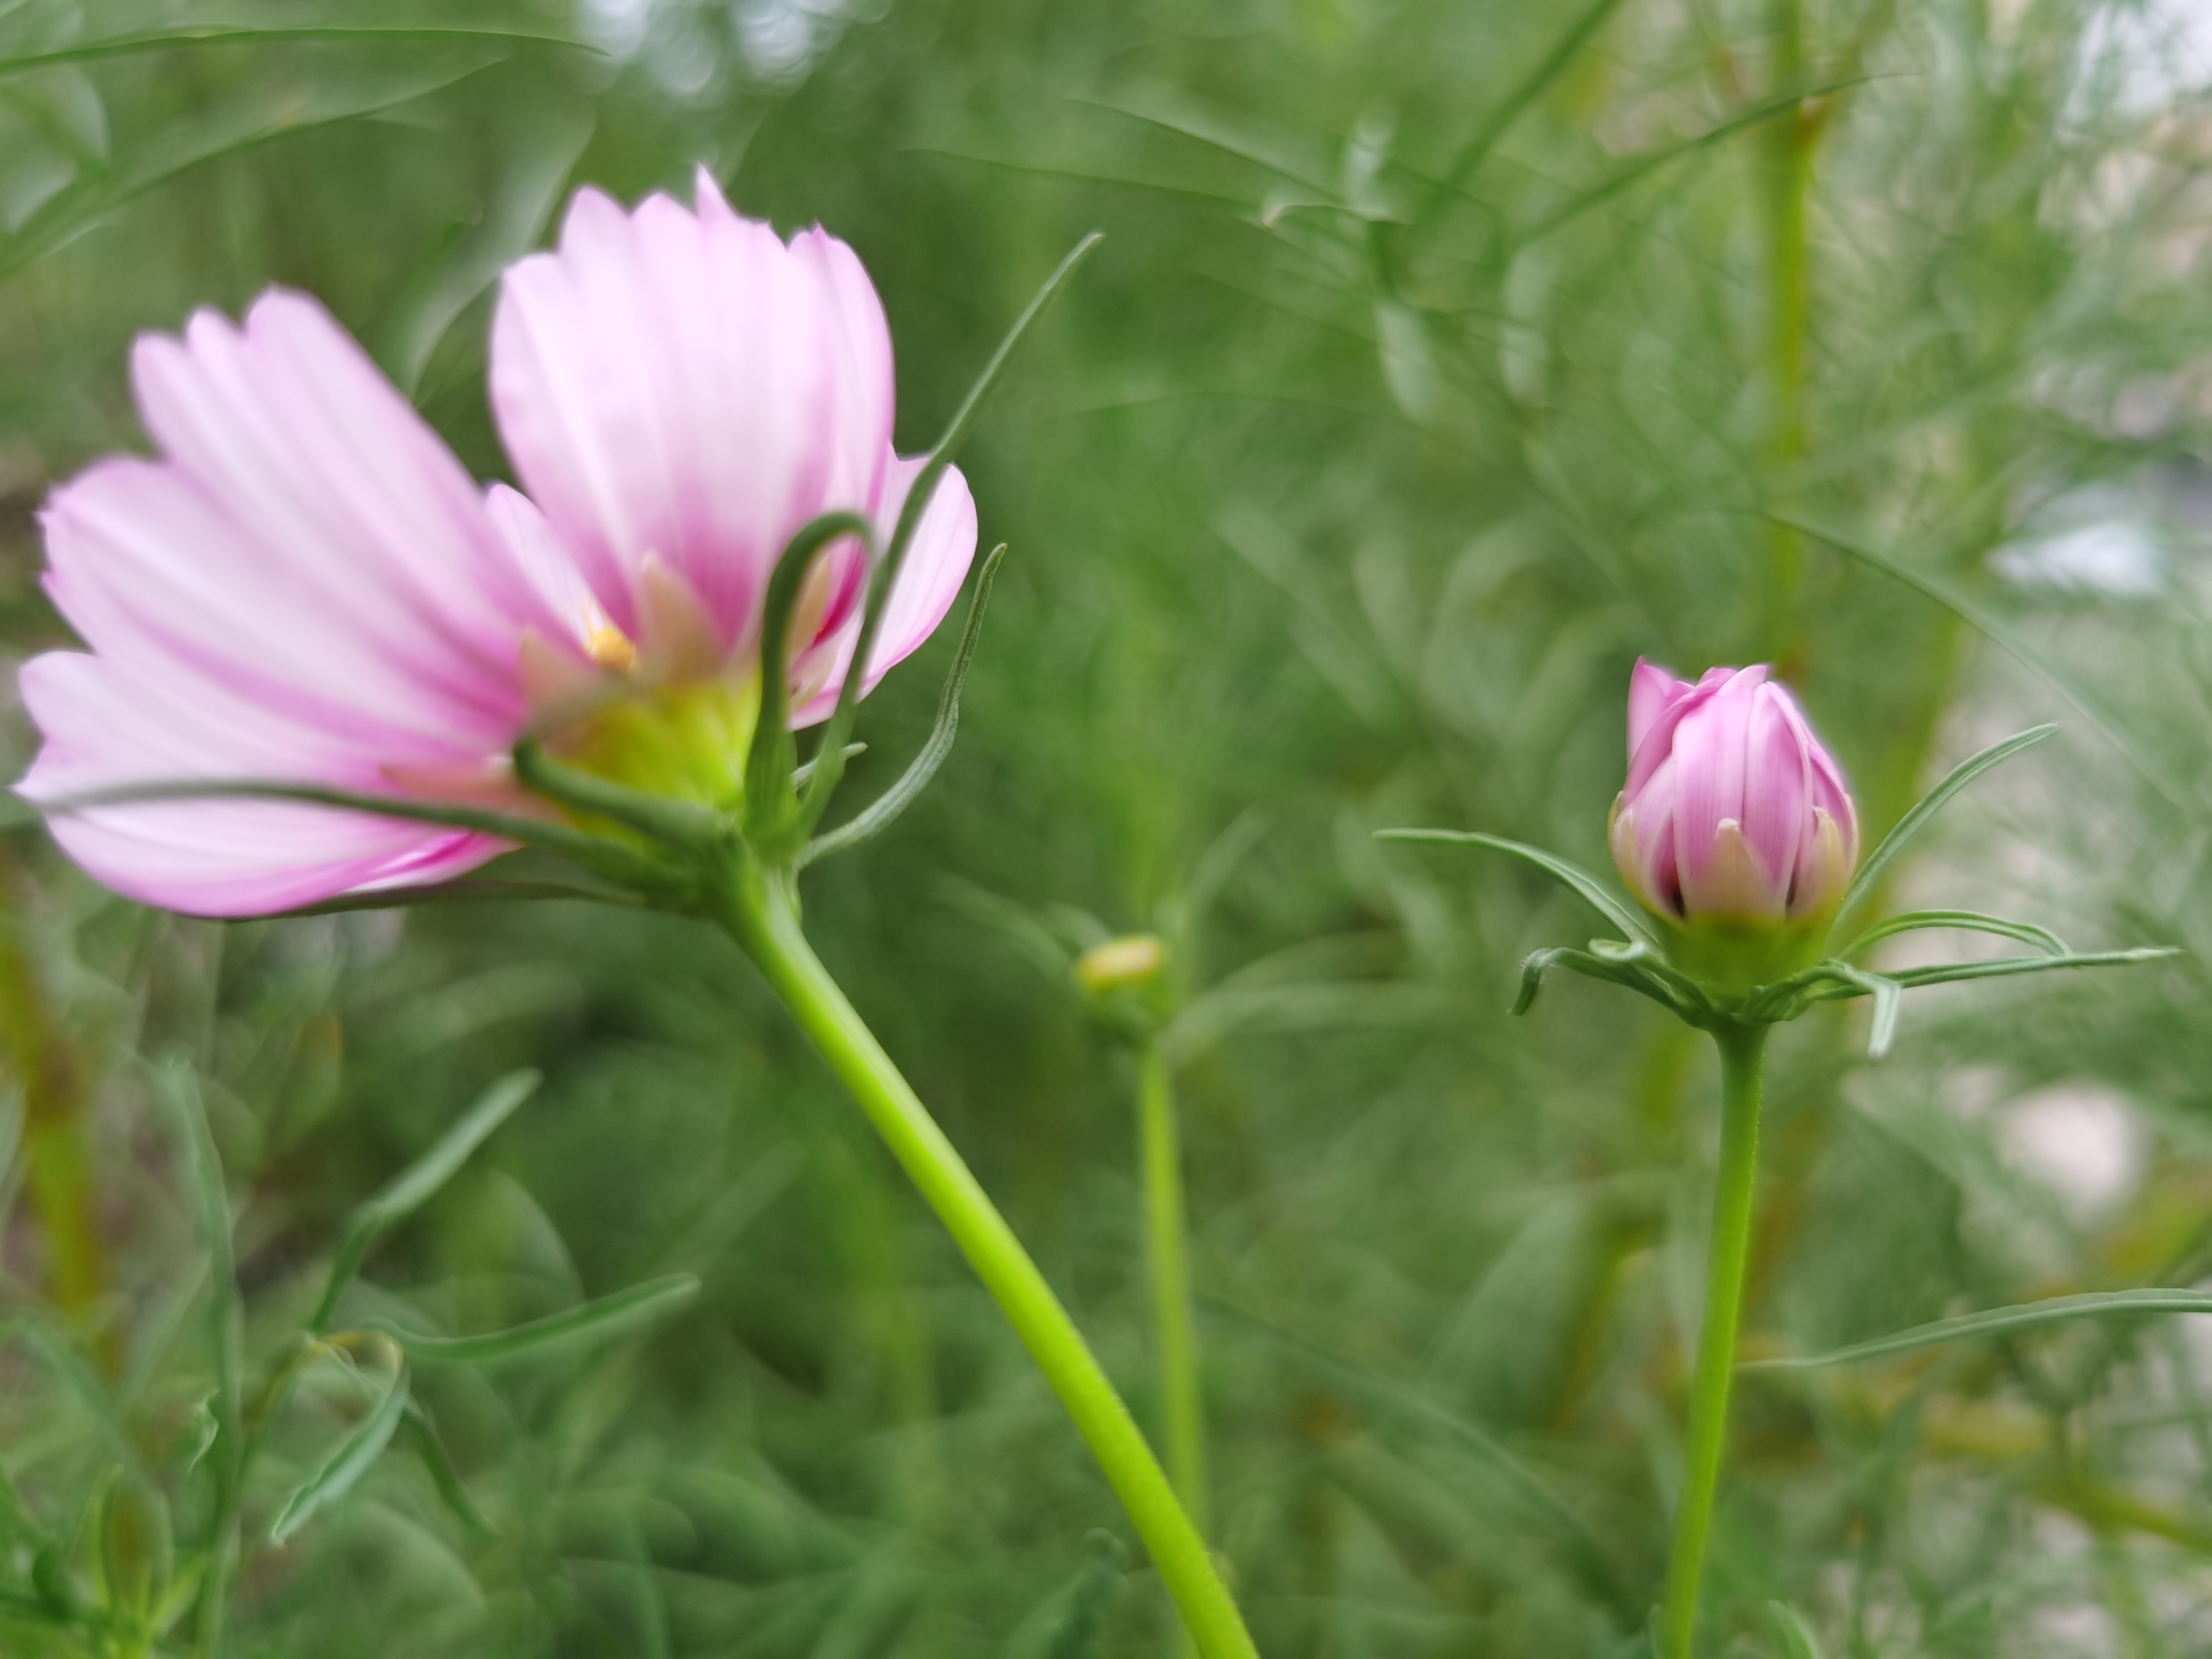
[8,0,2212,1653]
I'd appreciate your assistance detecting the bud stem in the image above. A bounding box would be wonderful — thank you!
[1657,1020,1769,1658]
[719,862,1255,1659]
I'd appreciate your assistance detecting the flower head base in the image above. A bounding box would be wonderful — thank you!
[1609,661,1859,986]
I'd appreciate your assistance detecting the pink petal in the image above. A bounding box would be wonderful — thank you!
[1672,665,1768,905]
[18,652,504,916]
[489,176,896,657]
[1627,657,1690,761]
[789,458,979,727]
[1738,682,1810,891]
[1767,682,1860,902]
[1626,662,1737,799]
[1614,755,1683,916]
[17,290,558,914]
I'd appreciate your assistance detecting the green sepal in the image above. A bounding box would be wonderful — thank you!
[1512,940,1710,1021]
[512,740,729,856]
[800,543,1009,869]
[746,509,879,854]
[794,234,1104,841]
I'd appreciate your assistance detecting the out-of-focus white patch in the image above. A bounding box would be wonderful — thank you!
[732,0,859,84]
[2078,0,2212,117]
[1993,485,2167,597]
[1997,1080,2147,1225]
[2022,1512,2121,1657]
[579,0,657,57]
[1373,296,1435,422]
[648,11,724,98]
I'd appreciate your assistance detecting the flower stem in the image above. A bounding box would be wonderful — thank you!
[1137,1037,1207,1657]
[1657,1020,1768,1659]
[720,863,1256,1659]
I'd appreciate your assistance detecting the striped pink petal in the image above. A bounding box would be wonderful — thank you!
[15,291,558,916]
[490,169,975,714]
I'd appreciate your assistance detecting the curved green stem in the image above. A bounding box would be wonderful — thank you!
[719,863,1255,1659]
[1138,1036,1208,1659]
[1658,1021,1767,1659]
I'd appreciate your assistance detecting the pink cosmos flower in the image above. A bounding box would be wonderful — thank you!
[1608,661,1859,928]
[16,172,978,918]
[490,167,976,725]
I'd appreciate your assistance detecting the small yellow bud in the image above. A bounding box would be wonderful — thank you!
[1075,934,1167,994]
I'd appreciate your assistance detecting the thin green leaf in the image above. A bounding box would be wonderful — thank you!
[1373,829,1657,949]
[266,1359,410,1545]
[1785,515,2190,810]
[1043,1532,1129,1659]
[799,543,1008,868]
[1424,0,1630,211]
[265,877,647,918]
[1839,909,2066,959]
[366,1273,700,1366]
[1830,725,2058,932]
[746,510,878,849]
[1161,981,1450,1068]
[311,1071,541,1333]
[1518,80,1866,243]
[0,26,596,78]
[1743,1288,2212,1372]
[1,53,508,281]
[1207,1298,1639,1621]
[397,1403,490,1538]
[1768,1601,1828,1659]
[1880,947,2180,991]
[7,1316,132,1462]
[795,233,1104,836]
[1074,95,1335,196]
[154,1066,238,1449]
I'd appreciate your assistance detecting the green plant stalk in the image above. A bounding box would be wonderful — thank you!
[1762,0,1813,661]
[1658,1021,1768,1659]
[1138,1035,1209,1659]
[720,861,1255,1659]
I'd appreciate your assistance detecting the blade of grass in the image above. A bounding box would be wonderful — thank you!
[1375,828,1657,949]
[794,233,1104,836]
[310,1071,541,1333]
[364,1273,699,1366]
[1830,724,2058,932]
[266,1359,410,1546]
[1745,1289,2212,1371]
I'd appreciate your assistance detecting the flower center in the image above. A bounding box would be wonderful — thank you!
[584,619,637,674]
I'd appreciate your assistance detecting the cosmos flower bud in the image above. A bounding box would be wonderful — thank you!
[1075,934,1168,995]
[1608,661,1859,952]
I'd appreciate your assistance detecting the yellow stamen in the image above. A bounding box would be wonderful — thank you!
[585,621,636,674]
